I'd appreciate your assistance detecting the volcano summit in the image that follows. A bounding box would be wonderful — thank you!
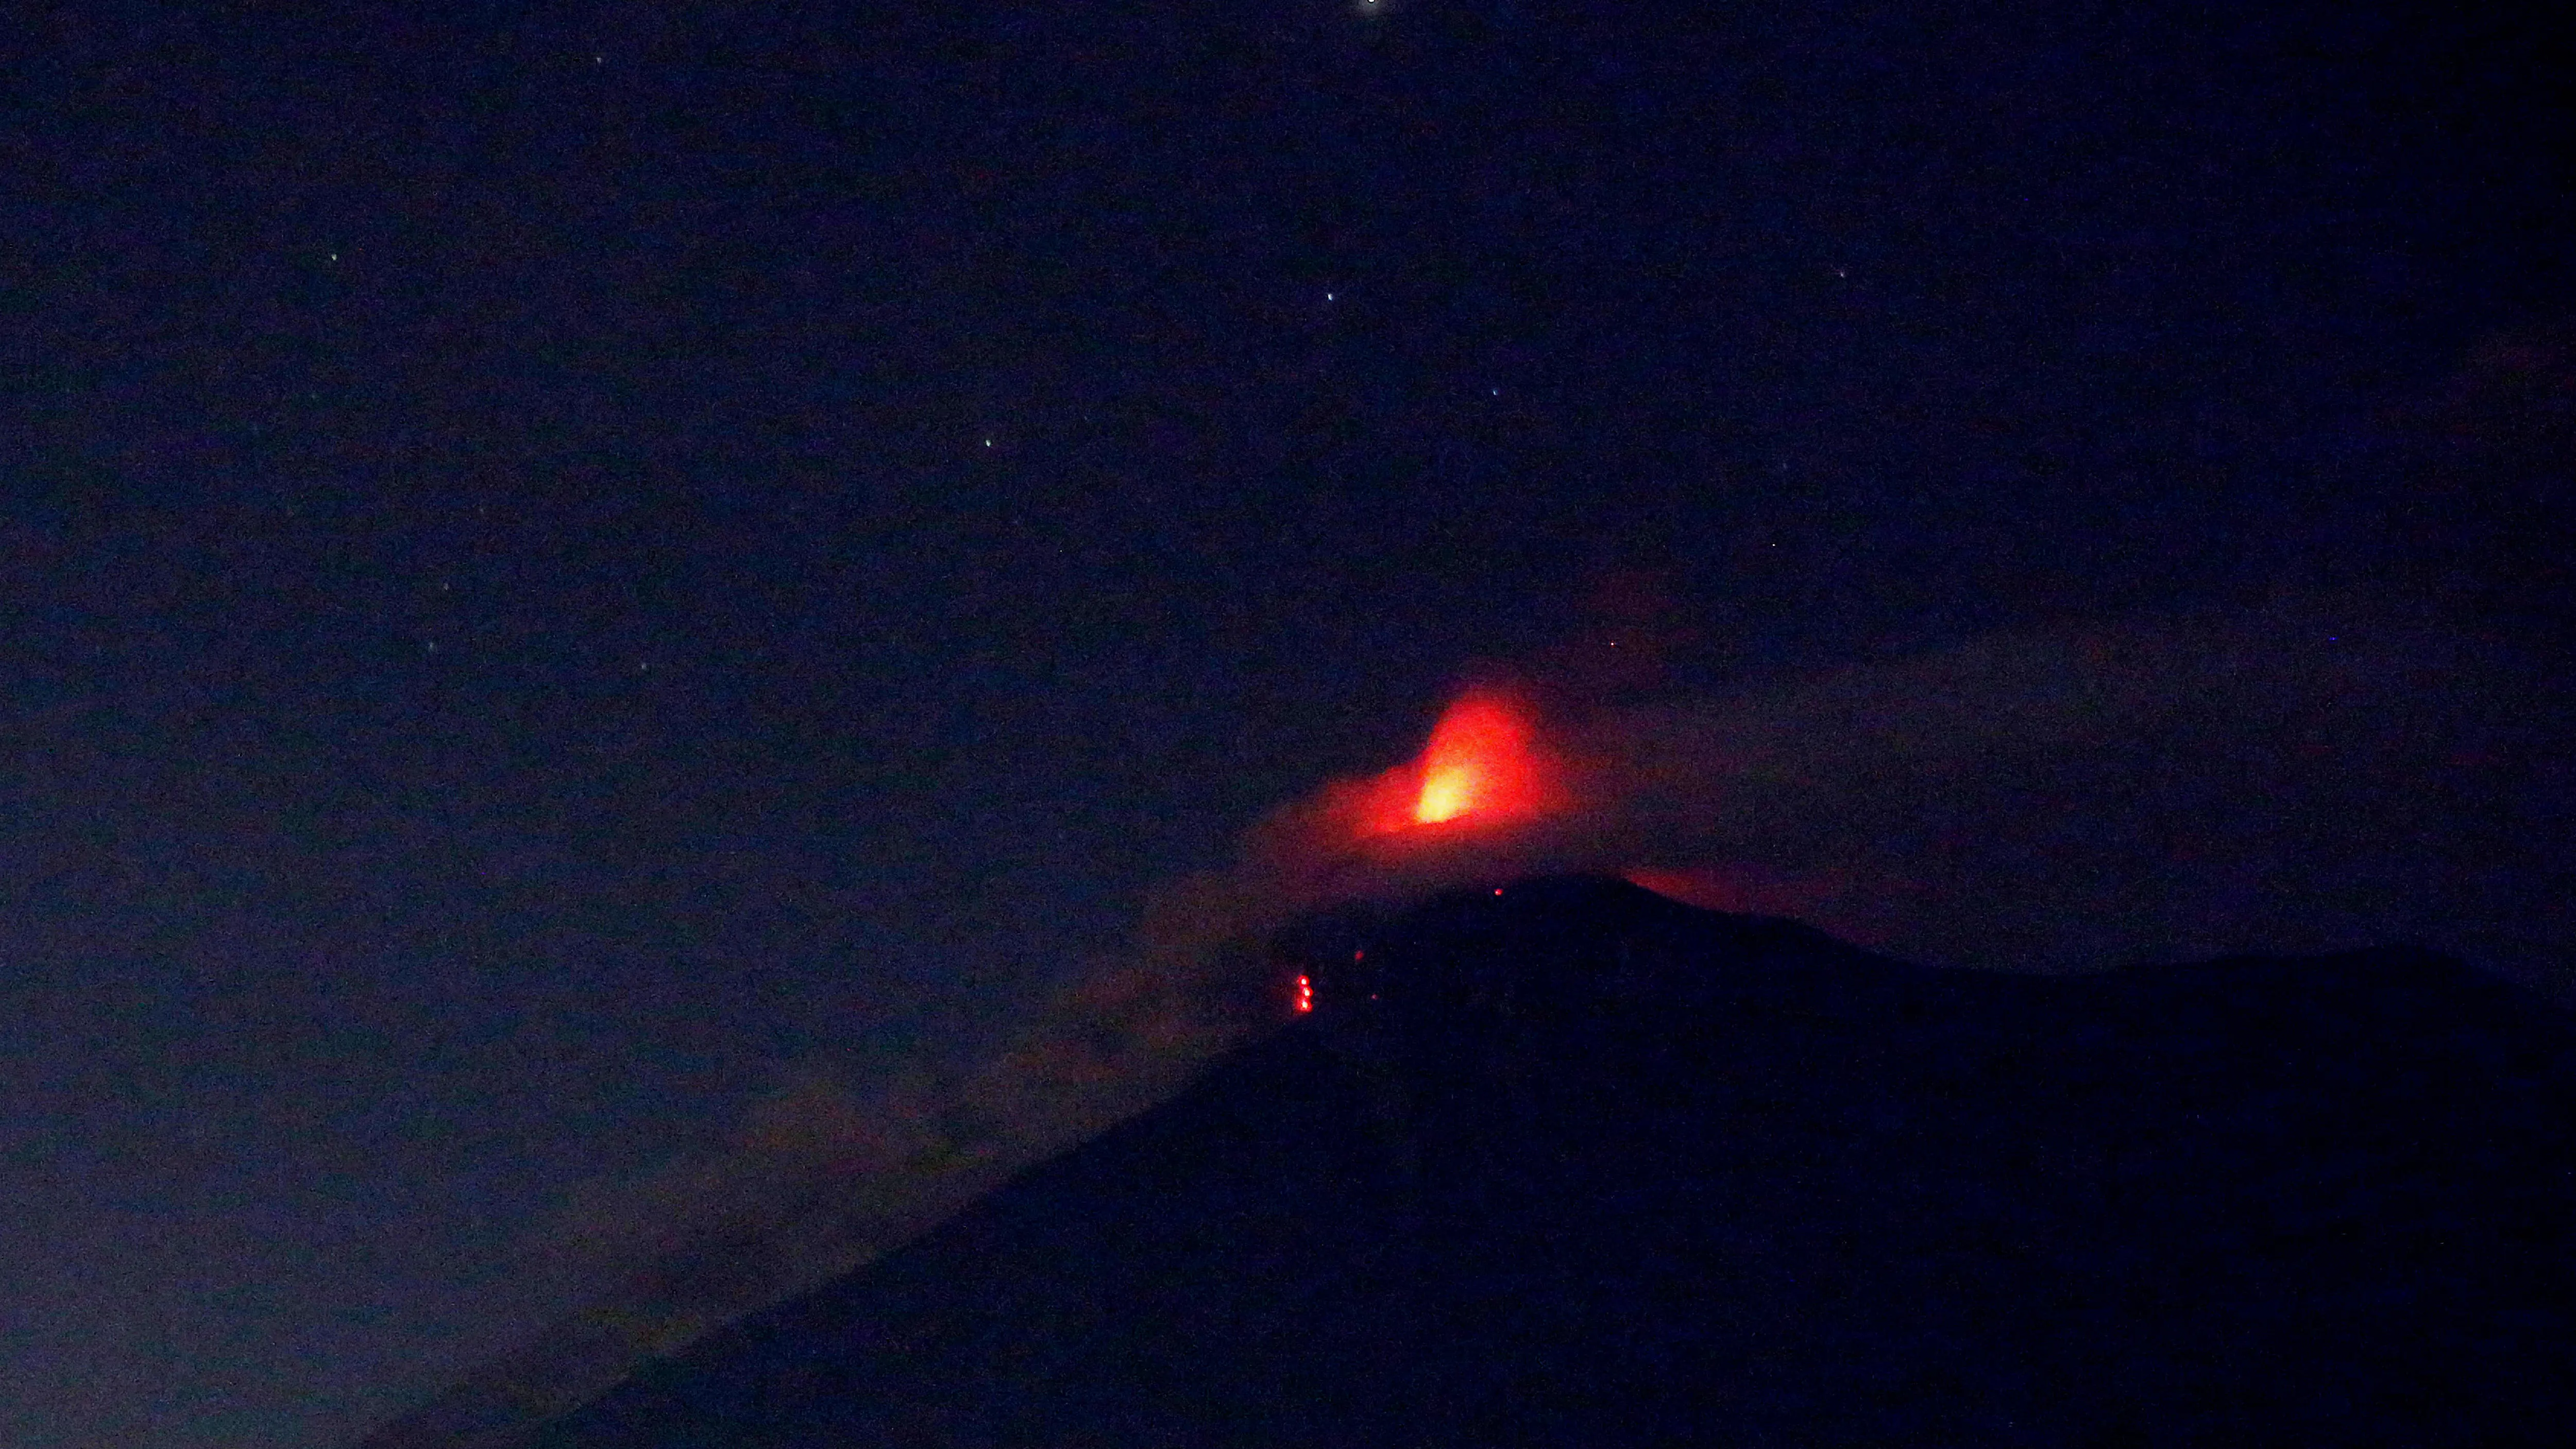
[370,875,2576,1447]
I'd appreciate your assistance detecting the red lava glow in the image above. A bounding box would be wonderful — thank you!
[1624,863,1899,952]
[1410,689,1550,825]
[1625,863,1851,915]
[1623,866,1745,911]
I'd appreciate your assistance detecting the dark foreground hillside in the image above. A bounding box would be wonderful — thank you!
[531,877,2575,1446]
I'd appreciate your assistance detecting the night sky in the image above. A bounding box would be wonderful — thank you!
[5,4,2571,1446]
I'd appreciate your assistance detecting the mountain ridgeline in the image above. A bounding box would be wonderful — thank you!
[528,875,2572,1446]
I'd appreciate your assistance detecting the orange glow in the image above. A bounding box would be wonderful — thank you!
[1411,690,1548,825]
[1327,685,1562,845]
[1293,974,1314,1014]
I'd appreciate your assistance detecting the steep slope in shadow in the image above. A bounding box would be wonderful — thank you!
[533,876,2575,1447]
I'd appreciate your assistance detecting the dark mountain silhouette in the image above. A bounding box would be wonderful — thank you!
[472,876,2575,1446]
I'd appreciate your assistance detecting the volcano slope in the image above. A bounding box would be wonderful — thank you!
[523,876,2574,1447]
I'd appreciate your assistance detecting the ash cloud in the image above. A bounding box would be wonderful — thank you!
[1252,593,2571,996]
